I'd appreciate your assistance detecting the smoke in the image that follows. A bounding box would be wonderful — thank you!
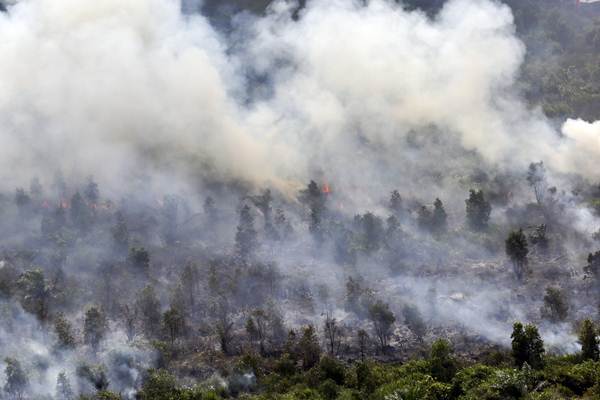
[0,0,597,197]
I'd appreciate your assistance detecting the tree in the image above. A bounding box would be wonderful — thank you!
[578,319,599,361]
[540,287,569,322]
[84,177,99,204]
[323,312,342,356]
[55,371,75,400]
[84,306,108,352]
[402,304,427,341]
[245,309,266,355]
[54,313,76,350]
[17,269,52,322]
[137,370,180,400]
[417,205,432,231]
[180,262,199,312]
[29,177,43,201]
[506,229,529,281]
[585,251,600,281]
[274,208,293,240]
[355,212,384,253]
[389,190,403,215]
[3,358,28,400]
[299,325,321,370]
[204,196,217,223]
[136,286,162,338]
[14,188,31,215]
[128,247,151,274]
[368,301,395,352]
[70,191,90,230]
[162,307,185,344]
[111,211,129,252]
[251,189,277,239]
[300,180,327,240]
[431,198,447,233]
[511,322,545,369]
[527,161,547,207]
[465,189,491,230]
[121,304,137,342]
[429,339,457,382]
[160,195,179,245]
[235,204,258,261]
[214,298,234,355]
[529,224,549,253]
[357,329,369,361]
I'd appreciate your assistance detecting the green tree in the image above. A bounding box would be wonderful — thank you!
[431,198,448,234]
[299,325,321,370]
[17,269,52,322]
[368,301,395,352]
[357,329,369,361]
[70,191,90,230]
[389,190,403,215]
[136,370,180,400]
[540,287,569,323]
[55,371,75,400]
[578,319,599,361]
[511,322,545,369]
[54,313,76,350]
[465,189,491,230]
[14,188,31,215]
[323,312,342,356]
[235,204,258,261]
[136,286,162,338]
[162,307,185,344]
[3,358,28,400]
[402,304,427,342]
[506,229,528,281]
[246,309,268,355]
[180,262,199,312]
[84,306,108,352]
[84,177,99,204]
[585,250,600,281]
[111,211,129,252]
[429,339,457,382]
[128,247,150,274]
[417,205,432,231]
[355,212,384,252]
[300,180,327,240]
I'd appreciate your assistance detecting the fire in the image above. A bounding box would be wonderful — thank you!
[322,183,331,195]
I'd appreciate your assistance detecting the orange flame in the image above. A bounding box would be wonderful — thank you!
[322,183,331,195]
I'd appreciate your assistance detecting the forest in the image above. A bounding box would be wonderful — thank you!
[0,0,599,399]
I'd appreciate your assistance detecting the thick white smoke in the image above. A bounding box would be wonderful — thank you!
[1,0,598,196]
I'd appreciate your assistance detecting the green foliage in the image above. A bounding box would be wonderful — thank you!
[578,319,599,361]
[465,190,491,231]
[505,230,529,281]
[298,325,321,370]
[511,322,545,370]
[54,313,76,350]
[3,357,28,399]
[236,204,258,260]
[368,300,395,351]
[374,373,451,400]
[83,306,107,351]
[429,339,457,383]
[540,287,569,323]
[402,304,427,341]
[17,268,52,321]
